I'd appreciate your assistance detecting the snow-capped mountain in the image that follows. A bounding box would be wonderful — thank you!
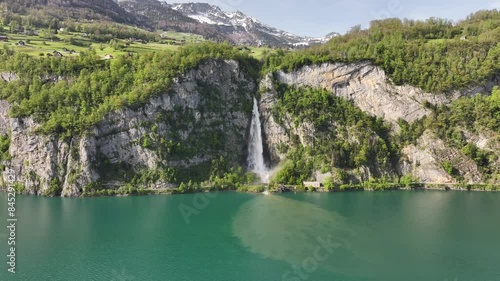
[169,2,335,47]
[171,3,246,26]
[113,1,337,47]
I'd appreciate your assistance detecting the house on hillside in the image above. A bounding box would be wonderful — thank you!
[53,51,63,58]
[303,182,322,189]
[103,54,114,60]
[62,47,69,52]
[17,40,25,46]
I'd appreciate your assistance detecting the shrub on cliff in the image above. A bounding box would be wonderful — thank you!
[0,134,10,161]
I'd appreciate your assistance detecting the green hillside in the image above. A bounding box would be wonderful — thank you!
[263,10,500,93]
[0,42,260,137]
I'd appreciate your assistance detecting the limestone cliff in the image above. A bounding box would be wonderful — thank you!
[272,62,495,124]
[0,72,18,82]
[399,130,484,184]
[259,63,499,185]
[0,59,256,196]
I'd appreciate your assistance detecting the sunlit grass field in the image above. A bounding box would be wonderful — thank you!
[0,32,180,57]
[0,28,273,59]
[248,46,275,60]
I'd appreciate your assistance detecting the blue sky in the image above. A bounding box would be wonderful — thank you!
[169,0,500,37]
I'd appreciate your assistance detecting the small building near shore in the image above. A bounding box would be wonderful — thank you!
[303,182,322,189]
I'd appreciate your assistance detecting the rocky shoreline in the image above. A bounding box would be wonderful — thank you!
[2,183,498,198]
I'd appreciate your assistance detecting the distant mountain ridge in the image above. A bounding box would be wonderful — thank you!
[115,0,337,46]
[118,0,228,42]
[168,2,338,46]
[4,0,337,47]
[4,0,142,26]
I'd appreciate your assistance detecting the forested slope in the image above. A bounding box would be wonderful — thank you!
[0,42,259,137]
[263,10,500,93]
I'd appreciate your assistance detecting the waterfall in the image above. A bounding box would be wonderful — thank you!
[247,97,268,183]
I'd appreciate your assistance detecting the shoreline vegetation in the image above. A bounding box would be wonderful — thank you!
[79,183,500,197]
[1,183,498,198]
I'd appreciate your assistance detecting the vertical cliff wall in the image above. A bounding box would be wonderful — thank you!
[259,63,497,184]
[0,59,256,196]
[272,62,496,124]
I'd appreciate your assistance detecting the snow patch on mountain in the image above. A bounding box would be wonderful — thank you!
[171,2,336,46]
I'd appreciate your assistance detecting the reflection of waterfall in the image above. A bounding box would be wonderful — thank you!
[247,97,268,183]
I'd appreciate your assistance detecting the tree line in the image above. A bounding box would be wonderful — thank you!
[262,10,500,93]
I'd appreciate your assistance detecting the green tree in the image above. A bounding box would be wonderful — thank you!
[9,20,20,33]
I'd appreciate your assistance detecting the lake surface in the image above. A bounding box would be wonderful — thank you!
[0,191,499,281]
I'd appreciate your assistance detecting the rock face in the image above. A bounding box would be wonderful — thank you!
[0,100,11,135]
[0,59,256,196]
[0,72,18,82]
[259,63,497,184]
[259,75,291,163]
[260,74,325,164]
[400,131,483,184]
[274,62,493,124]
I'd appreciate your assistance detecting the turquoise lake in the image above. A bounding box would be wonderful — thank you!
[0,191,499,281]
